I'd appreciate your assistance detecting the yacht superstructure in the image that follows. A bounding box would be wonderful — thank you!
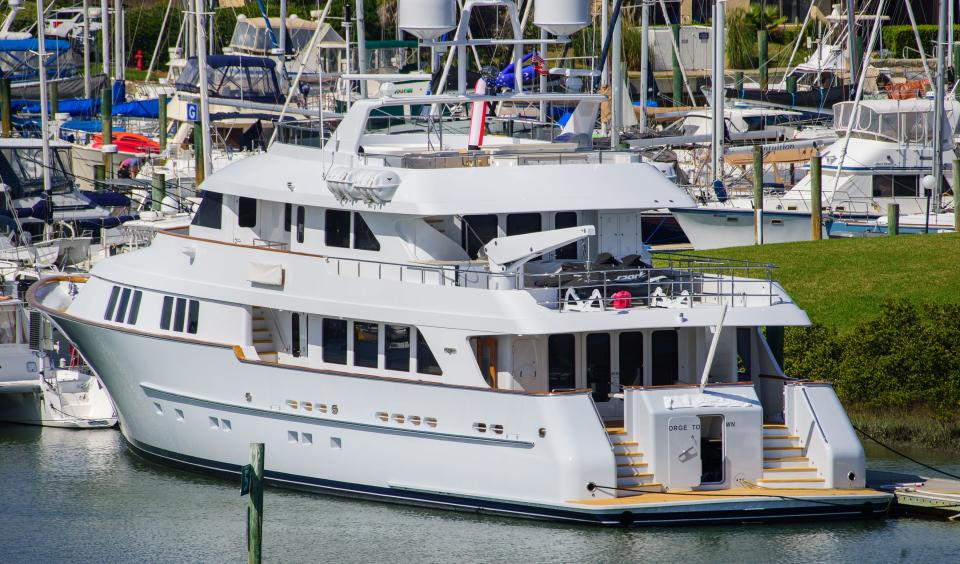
[30,86,890,524]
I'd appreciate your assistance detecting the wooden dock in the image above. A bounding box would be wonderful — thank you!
[867,470,960,520]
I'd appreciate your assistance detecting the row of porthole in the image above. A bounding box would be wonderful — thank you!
[473,422,505,435]
[375,412,438,428]
[287,399,339,415]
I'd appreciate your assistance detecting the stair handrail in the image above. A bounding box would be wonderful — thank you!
[800,386,829,445]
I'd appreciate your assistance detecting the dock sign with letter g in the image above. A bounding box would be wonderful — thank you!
[187,103,199,122]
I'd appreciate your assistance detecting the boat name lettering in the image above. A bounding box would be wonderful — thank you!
[668,423,700,431]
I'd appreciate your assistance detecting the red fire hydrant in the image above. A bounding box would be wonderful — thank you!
[135,49,144,71]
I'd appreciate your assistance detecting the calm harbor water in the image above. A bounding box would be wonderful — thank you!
[1,424,957,563]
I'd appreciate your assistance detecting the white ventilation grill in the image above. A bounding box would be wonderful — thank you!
[29,310,43,352]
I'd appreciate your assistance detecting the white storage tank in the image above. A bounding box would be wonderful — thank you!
[398,0,457,40]
[534,0,590,37]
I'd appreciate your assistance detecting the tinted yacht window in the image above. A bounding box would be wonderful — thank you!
[385,325,410,371]
[354,322,379,368]
[325,209,351,248]
[554,212,578,259]
[462,215,498,259]
[191,192,223,229]
[416,332,442,376]
[322,318,347,364]
[238,197,258,228]
[353,213,380,251]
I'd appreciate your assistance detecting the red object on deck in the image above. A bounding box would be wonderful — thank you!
[612,291,632,310]
[92,132,160,155]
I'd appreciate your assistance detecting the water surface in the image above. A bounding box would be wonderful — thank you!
[0,425,956,563]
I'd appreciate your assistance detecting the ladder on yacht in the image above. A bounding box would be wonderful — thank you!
[251,307,279,363]
[758,424,825,488]
[606,422,662,496]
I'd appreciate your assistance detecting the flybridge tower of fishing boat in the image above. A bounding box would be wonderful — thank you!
[30,0,891,527]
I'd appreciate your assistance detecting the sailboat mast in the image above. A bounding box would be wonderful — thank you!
[101,0,110,78]
[82,0,91,98]
[195,0,213,181]
[36,0,53,238]
[712,0,726,183]
[934,0,948,212]
[845,0,855,98]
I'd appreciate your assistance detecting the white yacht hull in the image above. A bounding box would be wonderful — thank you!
[39,307,891,525]
[671,208,829,250]
[0,370,117,429]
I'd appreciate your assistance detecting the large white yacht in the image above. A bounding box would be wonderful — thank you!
[28,0,890,525]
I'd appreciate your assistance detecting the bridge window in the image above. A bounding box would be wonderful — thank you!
[114,288,132,322]
[548,334,576,391]
[325,209,351,248]
[160,296,174,330]
[873,175,918,198]
[238,197,258,228]
[354,322,379,368]
[187,300,199,334]
[104,286,120,320]
[354,214,380,251]
[191,191,222,229]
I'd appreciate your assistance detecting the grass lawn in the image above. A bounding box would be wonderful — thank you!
[703,232,960,330]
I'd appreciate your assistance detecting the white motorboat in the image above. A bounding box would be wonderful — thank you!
[0,293,116,428]
[28,0,890,525]
[673,98,958,249]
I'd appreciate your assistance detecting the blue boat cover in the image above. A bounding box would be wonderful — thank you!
[0,39,70,52]
[206,54,276,69]
[113,98,161,118]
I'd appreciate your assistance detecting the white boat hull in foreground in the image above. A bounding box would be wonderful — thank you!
[672,208,829,250]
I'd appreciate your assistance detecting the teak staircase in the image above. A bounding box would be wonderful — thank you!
[252,307,278,363]
[759,424,825,488]
[606,422,661,497]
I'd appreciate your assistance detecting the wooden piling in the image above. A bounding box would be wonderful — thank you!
[734,71,744,94]
[810,154,822,240]
[93,164,105,191]
[758,30,769,91]
[753,145,763,245]
[152,173,166,212]
[246,443,264,564]
[101,85,113,172]
[671,23,682,106]
[887,203,899,236]
[194,124,204,185]
[786,74,797,96]
[158,95,167,153]
[954,159,960,231]
[0,78,10,137]
[49,82,59,117]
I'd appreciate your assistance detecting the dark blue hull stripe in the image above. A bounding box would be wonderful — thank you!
[124,438,889,527]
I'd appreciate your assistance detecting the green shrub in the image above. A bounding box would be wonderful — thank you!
[881,25,960,58]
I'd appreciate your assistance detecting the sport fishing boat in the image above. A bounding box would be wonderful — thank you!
[672,98,958,249]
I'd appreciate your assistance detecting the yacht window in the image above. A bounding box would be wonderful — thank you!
[127,290,142,325]
[160,296,174,330]
[284,203,292,232]
[548,334,576,390]
[296,206,305,243]
[736,327,752,382]
[291,312,301,357]
[322,318,347,364]
[114,288,132,323]
[104,286,120,320]
[238,197,258,228]
[353,213,380,251]
[186,300,199,334]
[651,330,679,386]
[872,175,918,198]
[619,332,644,387]
[173,298,187,332]
[506,213,542,236]
[586,333,611,402]
[354,322,379,368]
[325,209,351,248]
[385,325,410,372]
[554,212,578,260]
[191,191,223,229]
[416,331,442,376]
[462,214,498,259]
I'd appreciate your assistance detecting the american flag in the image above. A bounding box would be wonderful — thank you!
[532,52,548,76]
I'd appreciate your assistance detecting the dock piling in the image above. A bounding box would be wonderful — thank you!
[671,23,682,106]
[241,443,264,564]
[158,96,167,153]
[810,154,822,240]
[753,145,763,244]
[93,164,105,191]
[152,173,166,212]
[887,203,900,236]
[101,85,113,173]
[49,82,59,117]
[194,124,204,185]
[734,71,744,95]
[758,30,769,91]
[0,78,10,137]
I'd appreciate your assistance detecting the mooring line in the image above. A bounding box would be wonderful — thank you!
[853,425,960,481]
